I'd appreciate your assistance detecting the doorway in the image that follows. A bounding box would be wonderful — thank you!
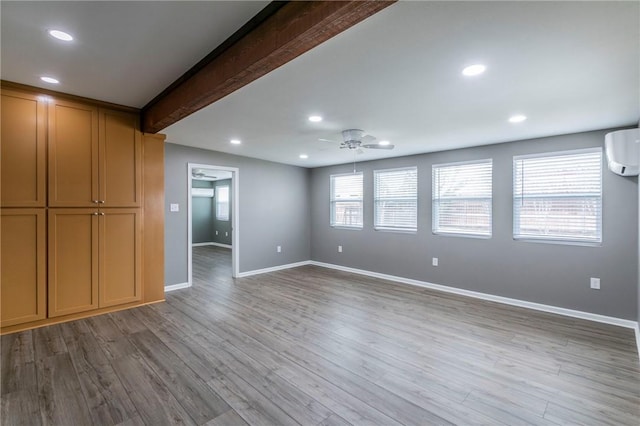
[187,163,239,285]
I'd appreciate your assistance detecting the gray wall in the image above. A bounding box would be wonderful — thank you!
[165,143,311,285]
[310,129,638,320]
[212,179,232,245]
[192,180,214,244]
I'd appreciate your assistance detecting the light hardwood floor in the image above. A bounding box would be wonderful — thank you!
[2,245,639,425]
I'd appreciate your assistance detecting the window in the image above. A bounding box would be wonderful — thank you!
[432,159,492,237]
[330,172,363,228]
[513,148,602,244]
[216,185,229,221]
[374,167,417,231]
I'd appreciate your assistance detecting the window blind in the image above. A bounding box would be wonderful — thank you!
[513,149,602,243]
[216,185,230,221]
[432,159,492,237]
[374,167,417,231]
[330,172,363,228]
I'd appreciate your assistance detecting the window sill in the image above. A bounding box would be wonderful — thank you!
[374,227,417,234]
[331,226,363,231]
[513,237,601,247]
[432,231,491,239]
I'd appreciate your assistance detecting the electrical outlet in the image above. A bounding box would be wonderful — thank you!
[590,277,600,290]
[225,232,228,237]
[277,245,282,253]
[338,245,343,253]
[432,257,438,266]
[215,231,219,235]
[170,203,179,212]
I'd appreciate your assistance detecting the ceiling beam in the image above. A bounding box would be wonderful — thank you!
[141,0,396,133]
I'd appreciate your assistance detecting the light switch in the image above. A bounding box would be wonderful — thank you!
[170,203,179,212]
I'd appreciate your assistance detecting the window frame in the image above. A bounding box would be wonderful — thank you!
[330,172,364,229]
[512,147,603,246]
[215,185,230,221]
[373,166,418,233]
[432,158,493,238]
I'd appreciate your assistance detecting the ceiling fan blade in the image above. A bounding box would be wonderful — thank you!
[362,143,395,150]
[361,134,377,144]
[318,138,339,144]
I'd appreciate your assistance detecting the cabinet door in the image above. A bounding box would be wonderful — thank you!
[99,208,141,307]
[48,100,99,207]
[48,209,99,317]
[1,90,46,207]
[99,109,141,207]
[1,209,46,327]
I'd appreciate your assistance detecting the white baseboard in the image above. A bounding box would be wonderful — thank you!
[309,261,639,330]
[192,242,232,249]
[237,261,311,278]
[635,323,640,360]
[165,282,191,292]
[210,242,232,249]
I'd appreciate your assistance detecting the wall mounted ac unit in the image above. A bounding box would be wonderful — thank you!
[604,128,639,176]
[192,188,214,197]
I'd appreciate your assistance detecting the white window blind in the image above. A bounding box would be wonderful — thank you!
[432,159,492,237]
[330,172,363,228]
[374,167,417,231]
[216,185,230,221]
[513,149,602,244]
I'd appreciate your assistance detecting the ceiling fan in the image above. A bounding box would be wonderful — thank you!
[320,129,395,152]
[192,169,218,180]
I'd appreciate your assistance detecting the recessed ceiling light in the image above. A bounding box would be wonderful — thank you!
[378,140,391,146]
[48,29,73,42]
[40,76,60,84]
[462,64,486,76]
[308,115,323,122]
[230,139,241,145]
[508,115,527,123]
[299,154,309,159]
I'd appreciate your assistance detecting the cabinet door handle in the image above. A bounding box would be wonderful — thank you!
[93,200,99,204]
[98,200,105,204]
[100,212,105,216]
[93,212,99,215]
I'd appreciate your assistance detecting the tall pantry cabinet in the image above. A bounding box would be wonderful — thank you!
[1,84,165,333]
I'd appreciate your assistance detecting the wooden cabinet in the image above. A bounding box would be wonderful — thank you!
[1,83,164,334]
[100,109,142,207]
[1,209,47,327]
[48,208,142,317]
[48,99,99,207]
[1,90,47,207]
[48,101,141,207]
[99,208,142,307]
[48,209,99,317]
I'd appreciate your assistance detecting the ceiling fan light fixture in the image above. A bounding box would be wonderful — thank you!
[308,115,323,122]
[230,139,241,145]
[299,154,308,159]
[378,140,391,146]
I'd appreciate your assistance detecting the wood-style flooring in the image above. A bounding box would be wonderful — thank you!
[2,245,639,425]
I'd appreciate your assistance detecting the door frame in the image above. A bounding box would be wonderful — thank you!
[187,163,239,283]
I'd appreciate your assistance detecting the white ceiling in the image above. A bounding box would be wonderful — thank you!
[2,2,639,168]
[1,1,268,107]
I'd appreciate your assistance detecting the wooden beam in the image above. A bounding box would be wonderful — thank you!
[141,1,396,133]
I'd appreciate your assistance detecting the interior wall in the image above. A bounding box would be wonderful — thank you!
[165,143,311,285]
[191,180,214,244]
[310,128,638,320]
[211,179,232,245]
